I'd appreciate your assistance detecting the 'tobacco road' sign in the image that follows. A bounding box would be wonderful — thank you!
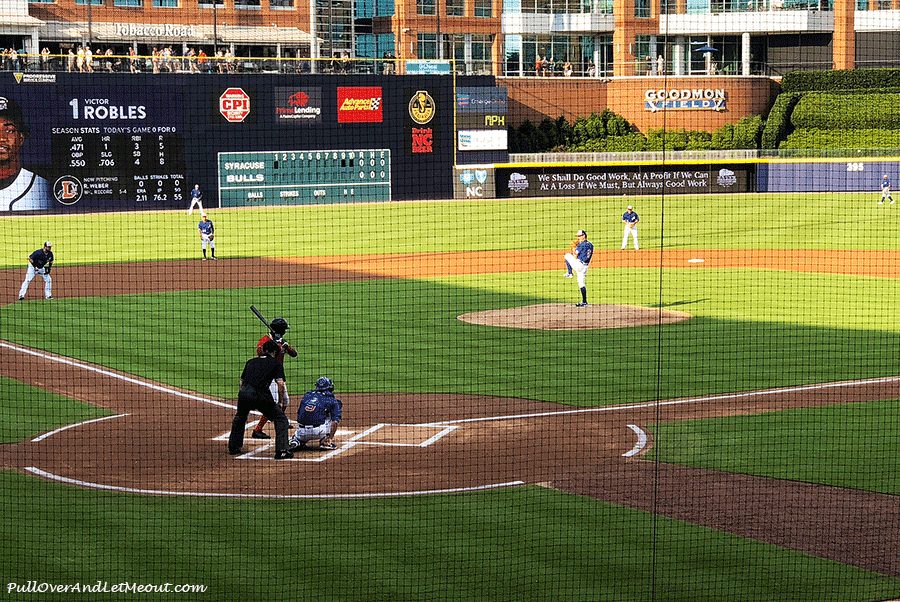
[219,88,251,123]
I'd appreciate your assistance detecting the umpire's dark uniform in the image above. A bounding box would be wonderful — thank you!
[228,342,292,458]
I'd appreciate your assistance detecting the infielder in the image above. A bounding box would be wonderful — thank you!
[288,377,342,451]
[198,214,217,260]
[187,184,204,215]
[563,229,593,307]
[622,205,639,250]
[879,175,894,205]
[18,241,53,300]
[250,317,298,440]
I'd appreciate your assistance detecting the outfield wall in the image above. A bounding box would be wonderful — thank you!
[759,160,899,193]
[0,73,502,212]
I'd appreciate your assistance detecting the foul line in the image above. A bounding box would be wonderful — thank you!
[31,414,129,443]
[0,340,233,410]
[421,376,900,427]
[24,467,525,499]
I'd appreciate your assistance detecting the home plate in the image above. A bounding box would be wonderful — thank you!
[687,258,705,263]
[212,425,356,441]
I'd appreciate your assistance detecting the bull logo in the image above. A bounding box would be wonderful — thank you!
[408,91,435,125]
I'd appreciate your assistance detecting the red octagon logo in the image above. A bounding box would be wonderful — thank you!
[219,88,251,123]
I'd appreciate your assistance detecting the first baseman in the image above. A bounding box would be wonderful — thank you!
[288,377,342,451]
[198,214,217,260]
[622,205,639,250]
[563,229,593,307]
[250,317,298,440]
[879,175,894,205]
[18,241,53,300]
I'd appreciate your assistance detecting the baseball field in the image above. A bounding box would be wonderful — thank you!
[0,192,898,600]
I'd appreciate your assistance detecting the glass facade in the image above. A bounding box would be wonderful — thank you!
[315,0,354,56]
[512,0,610,13]
[510,34,610,76]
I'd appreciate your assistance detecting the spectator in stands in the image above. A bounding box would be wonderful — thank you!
[84,46,93,73]
[563,60,573,77]
[586,60,596,77]
[67,48,75,72]
[40,47,50,71]
[657,54,665,75]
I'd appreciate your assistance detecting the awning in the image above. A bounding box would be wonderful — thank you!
[0,14,45,30]
[40,21,317,45]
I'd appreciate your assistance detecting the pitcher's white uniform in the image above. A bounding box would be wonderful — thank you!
[622,206,639,250]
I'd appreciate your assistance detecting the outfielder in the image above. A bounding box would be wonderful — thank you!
[563,229,593,307]
[18,241,53,300]
[622,205,639,250]
[879,175,894,205]
[250,317,298,440]
[288,377,342,451]
[198,214,217,260]
[187,184,204,215]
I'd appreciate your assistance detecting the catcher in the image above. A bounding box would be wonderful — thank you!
[288,376,342,451]
[198,214,217,260]
[250,317,298,439]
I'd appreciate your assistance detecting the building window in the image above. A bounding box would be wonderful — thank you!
[474,0,492,15]
[152,0,177,6]
[234,0,261,7]
[417,0,436,14]
[471,33,493,72]
[418,33,437,58]
[634,0,650,16]
[28,0,55,4]
[75,0,103,5]
[446,0,464,15]
[114,0,142,5]
[270,0,293,7]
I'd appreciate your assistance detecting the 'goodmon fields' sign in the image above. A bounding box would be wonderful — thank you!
[644,88,727,112]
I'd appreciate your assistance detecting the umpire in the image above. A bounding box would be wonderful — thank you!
[228,339,293,459]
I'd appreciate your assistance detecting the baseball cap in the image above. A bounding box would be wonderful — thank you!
[0,96,28,135]
[627,205,634,210]
[576,229,586,237]
[43,241,52,247]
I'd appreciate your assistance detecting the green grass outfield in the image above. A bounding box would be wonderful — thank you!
[1,194,898,598]
[2,471,898,601]
[1,192,899,267]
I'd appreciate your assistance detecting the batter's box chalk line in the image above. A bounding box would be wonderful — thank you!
[236,423,458,462]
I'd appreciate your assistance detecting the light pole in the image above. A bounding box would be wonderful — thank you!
[435,0,441,59]
[87,0,93,46]
[213,0,219,55]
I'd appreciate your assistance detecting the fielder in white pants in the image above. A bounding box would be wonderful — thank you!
[564,229,594,307]
[621,206,640,250]
[19,264,52,299]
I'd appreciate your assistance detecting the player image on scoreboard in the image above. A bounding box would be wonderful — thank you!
[217,149,392,207]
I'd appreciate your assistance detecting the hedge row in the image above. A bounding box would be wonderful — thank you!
[510,114,762,153]
[780,128,900,150]
[781,68,900,93]
[791,93,900,130]
[760,93,800,149]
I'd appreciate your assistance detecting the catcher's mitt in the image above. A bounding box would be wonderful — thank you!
[208,235,214,241]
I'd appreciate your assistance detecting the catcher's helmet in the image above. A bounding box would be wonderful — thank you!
[270,317,289,335]
[315,376,334,392]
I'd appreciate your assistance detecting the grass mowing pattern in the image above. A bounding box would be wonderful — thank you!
[3,193,900,268]
[3,471,898,601]
[646,400,900,494]
[0,376,110,443]
[1,269,896,404]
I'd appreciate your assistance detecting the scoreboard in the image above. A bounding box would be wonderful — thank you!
[218,149,392,206]
[51,127,186,206]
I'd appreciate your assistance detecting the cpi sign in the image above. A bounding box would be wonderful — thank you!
[219,88,251,122]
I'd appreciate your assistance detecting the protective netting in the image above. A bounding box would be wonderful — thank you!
[0,47,898,601]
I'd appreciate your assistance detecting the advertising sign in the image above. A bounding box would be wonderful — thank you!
[453,167,495,199]
[274,87,322,124]
[457,129,508,151]
[405,60,452,75]
[644,88,727,112]
[337,87,383,123]
[219,87,251,122]
[496,165,752,197]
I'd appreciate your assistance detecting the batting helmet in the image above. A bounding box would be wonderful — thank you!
[270,317,289,335]
[315,376,334,392]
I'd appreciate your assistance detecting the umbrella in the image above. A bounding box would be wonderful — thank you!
[693,45,719,53]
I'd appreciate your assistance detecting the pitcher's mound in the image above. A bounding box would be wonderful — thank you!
[458,304,692,331]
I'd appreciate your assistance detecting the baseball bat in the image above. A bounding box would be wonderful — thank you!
[249,305,271,330]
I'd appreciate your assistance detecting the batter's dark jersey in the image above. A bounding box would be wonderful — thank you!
[240,356,285,401]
